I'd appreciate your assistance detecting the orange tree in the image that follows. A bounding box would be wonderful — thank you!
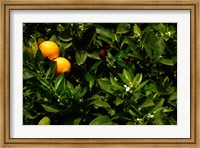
[23,23,177,125]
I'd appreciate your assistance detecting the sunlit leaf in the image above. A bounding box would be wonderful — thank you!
[98,78,113,94]
[41,104,59,113]
[87,51,101,60]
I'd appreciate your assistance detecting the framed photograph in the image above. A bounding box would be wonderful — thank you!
[0,0,199,147]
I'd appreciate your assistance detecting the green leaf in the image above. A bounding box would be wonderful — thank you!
[116,23,130,34]
[143,43,153,59]
[49,35,57,43]
[62,42,72,49]
[45,61,56,78]
[155,38,165,57]
[98,78,113,94]
[118,74,129,85]
[28,36,38,57]
[159,59,174,66]
[24,45,34,61]
[81,26,96,48]
[140,99,154,108]
[90,99,111,109]
[131,106,144,116]
[54,74,65,94]
[60,87,71,98]
[153,111,165,125]
[128,109,136,116]
[168,92,177,107]
[58,29,72,42]
[67,81,75,93]
[134,24,141,35]
[108,109,115,116]
[23,69,36,79]
[37,77,52,91]
[153,23,166,33]
[34,48,43,63]
[151,98,165,113]
[74,118,82,125]
[24,112,38,119]
[123,69,132,83]
[116,60,127,68]
[135,80,149,92]
[89,115,112,125]
[98,35,112,45]
[41,104,59,113]
[89,60,102,72]
[96,25,111,38]
[116,98,124,106]
[75,51,87,65]
[110,76,124,91]
[73,85,87,99]
[87,51,101,60]
[121,38,134,47]
[132,74,142,87]
[85,73,95,89]
[88,94,105,100]
[163,107,174,113]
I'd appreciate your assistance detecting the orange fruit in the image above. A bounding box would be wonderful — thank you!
[54,57,71,75]
[39,41,60,61]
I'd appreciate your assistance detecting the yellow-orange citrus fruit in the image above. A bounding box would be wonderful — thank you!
[37,38,45,45]
[38,116,51,125]
[54,57,71,75]
[39,41,60,61]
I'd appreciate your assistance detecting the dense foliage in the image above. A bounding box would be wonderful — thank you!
[23,23,177,125]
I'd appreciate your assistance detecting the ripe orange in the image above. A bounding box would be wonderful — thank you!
[54,57,71,75]
[39,41,60,61]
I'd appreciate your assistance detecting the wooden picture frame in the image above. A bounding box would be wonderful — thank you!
[0,0,199,147]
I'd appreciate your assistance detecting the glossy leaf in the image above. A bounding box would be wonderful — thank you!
[41,104,59,113]
[135,80,149,92]
[159,59,174,66]
[90,99,111,109]
[85,73,95,89]
[116,98,124,106]
[123,69,132,83]
[116,23,130,34]
[140,99,154,108]
[58,29,72,42]
[28,36,38,57]
[89,60,102,72]
[89,115,112,125]
[132,74,143,87]
[87,51,101,60]
[134,24,141,35]
[54,74,65,94]
[98,78,113,94]
[75,51,87,65]
[45,61,56,78]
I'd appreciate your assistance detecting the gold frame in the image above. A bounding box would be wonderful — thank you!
[0,0,199,147]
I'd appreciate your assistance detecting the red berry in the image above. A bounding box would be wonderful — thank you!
[99,49,105,57]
